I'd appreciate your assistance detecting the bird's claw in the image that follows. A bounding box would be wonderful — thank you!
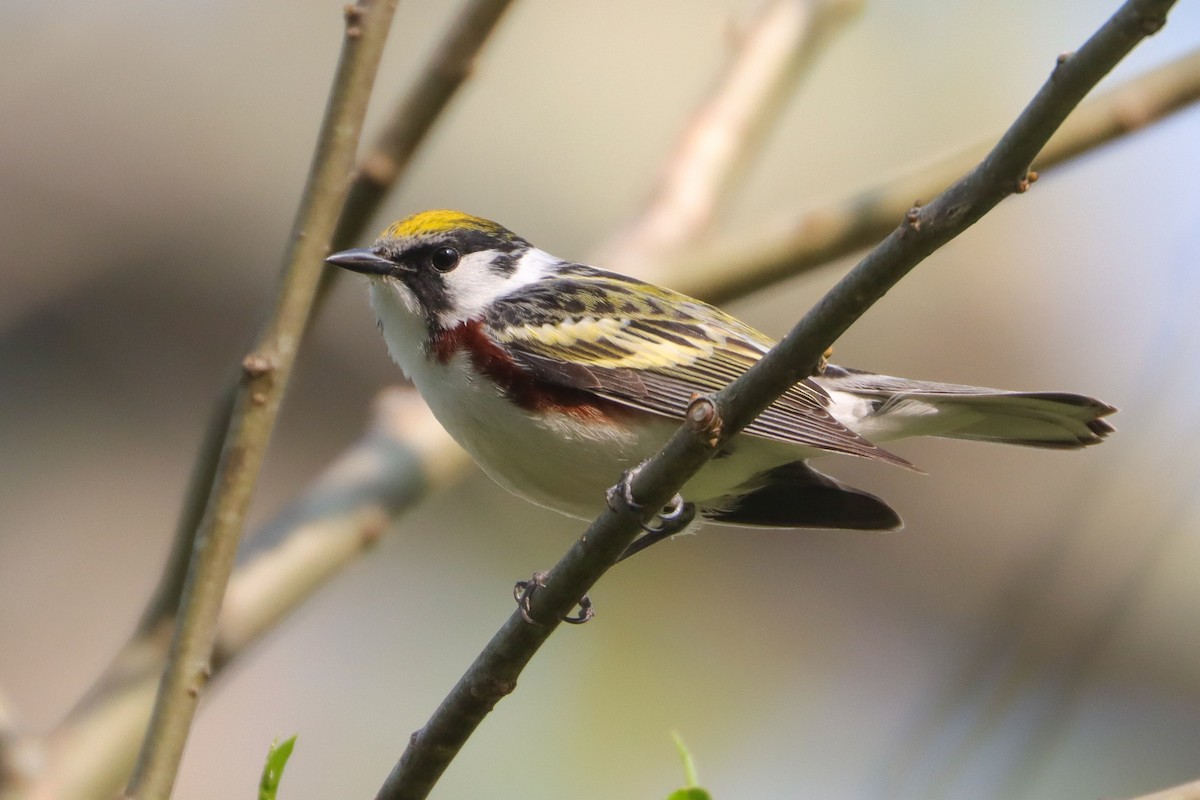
[561,594,595,624]
[617,499,697,562]
[513,571,595,625]
[642,492,690,534]
[606,464,644,513]
[607,463,690,531]
[606,463,697,561]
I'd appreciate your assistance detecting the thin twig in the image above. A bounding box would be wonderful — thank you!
[40,29,1197,800]
[120,4,398,799]
[37,3,515,797]
[166,17,1200,695]
[331,0,517,253]
[134,382,236,637]
[32,5,1193,798]
[103,0,1196,717]
[375,2,1179,797]
[660,44,1200,304]
[597,0,863,270]
[212,391,467,663]
[26,397,462,800]
[127,0,516,647]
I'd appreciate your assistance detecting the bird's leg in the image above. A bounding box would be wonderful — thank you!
[513,571,595,625]
[606,464,697,562]
[616,498,696,562]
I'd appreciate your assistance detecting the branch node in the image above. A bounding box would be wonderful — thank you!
[902,205,923,235]
[241,354,276,378]
[1015,170,1039,193]
[344,3,365,38]
[685,394,723,446]
[1052,51,1076,80]
[1138,10,1167,35]
[471,676,517,704]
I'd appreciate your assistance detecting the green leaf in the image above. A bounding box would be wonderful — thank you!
[666,732,712,800]
[258,735,297,800]
[666,789,712,800]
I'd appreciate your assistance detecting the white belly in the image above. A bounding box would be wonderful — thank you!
[412,353,804,518]
[370,281,801,519]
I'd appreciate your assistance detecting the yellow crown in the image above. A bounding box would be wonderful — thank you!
[380,209,514,241]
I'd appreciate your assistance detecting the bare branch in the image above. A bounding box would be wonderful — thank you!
[158,19,1200,697]
[134,384,236,637]
[27,396,461,800]
[119,3,399,798]
[663,45,1200,303]
[374,2,1180,797]
[35,3,515,797]
[213,392,466,662]
[110,3,1196,722]
[33,5,1193,799]
[131,0,517,644]
[333,0,517,251]
[597,0,863,270]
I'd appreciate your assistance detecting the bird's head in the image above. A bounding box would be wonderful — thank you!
[326,210,553,331]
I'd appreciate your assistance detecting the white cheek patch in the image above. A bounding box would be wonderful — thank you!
[439,247,558,325]
[507,247,561,287]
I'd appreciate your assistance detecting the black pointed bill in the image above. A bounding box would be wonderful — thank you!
[326,247,401,276]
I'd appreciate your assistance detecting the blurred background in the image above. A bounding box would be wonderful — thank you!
[2,1,1200,798]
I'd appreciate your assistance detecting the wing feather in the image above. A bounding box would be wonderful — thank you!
[484,269,910,466]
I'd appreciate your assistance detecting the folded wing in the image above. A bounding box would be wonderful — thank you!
[484,268,911,467]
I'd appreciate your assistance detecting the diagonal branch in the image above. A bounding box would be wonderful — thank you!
[26,396,462,800]
[41,25,1198,800]
[31,5,1195,799]
[597,0,863,270]
[374,1,1180,798]
[119,3,398,799]
[331,0,517,254]
[39,4,517,797]
[138,18,1200,705]
[212,392,468,664]
[132,0,517,643]
[665,44,1200,303]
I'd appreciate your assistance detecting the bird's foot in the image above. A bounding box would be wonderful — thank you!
[606,463,697,561]
[617,498,696,562]
[606,463,693,534]
[513,571,595,625]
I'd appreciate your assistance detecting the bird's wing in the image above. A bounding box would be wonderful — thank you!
[483,268,909,466]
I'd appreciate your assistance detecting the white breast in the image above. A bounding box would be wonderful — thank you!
[369,279,650,516]
[366,279,801,519]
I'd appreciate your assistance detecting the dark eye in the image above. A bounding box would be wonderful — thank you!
[429,246,460,272]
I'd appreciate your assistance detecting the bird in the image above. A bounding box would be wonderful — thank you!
[326,210,1115,554]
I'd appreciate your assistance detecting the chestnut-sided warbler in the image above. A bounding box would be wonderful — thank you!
[327,210,1115,537]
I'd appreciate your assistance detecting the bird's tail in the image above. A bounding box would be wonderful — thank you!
[702,461,902,530]
[817,366,1117,449]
